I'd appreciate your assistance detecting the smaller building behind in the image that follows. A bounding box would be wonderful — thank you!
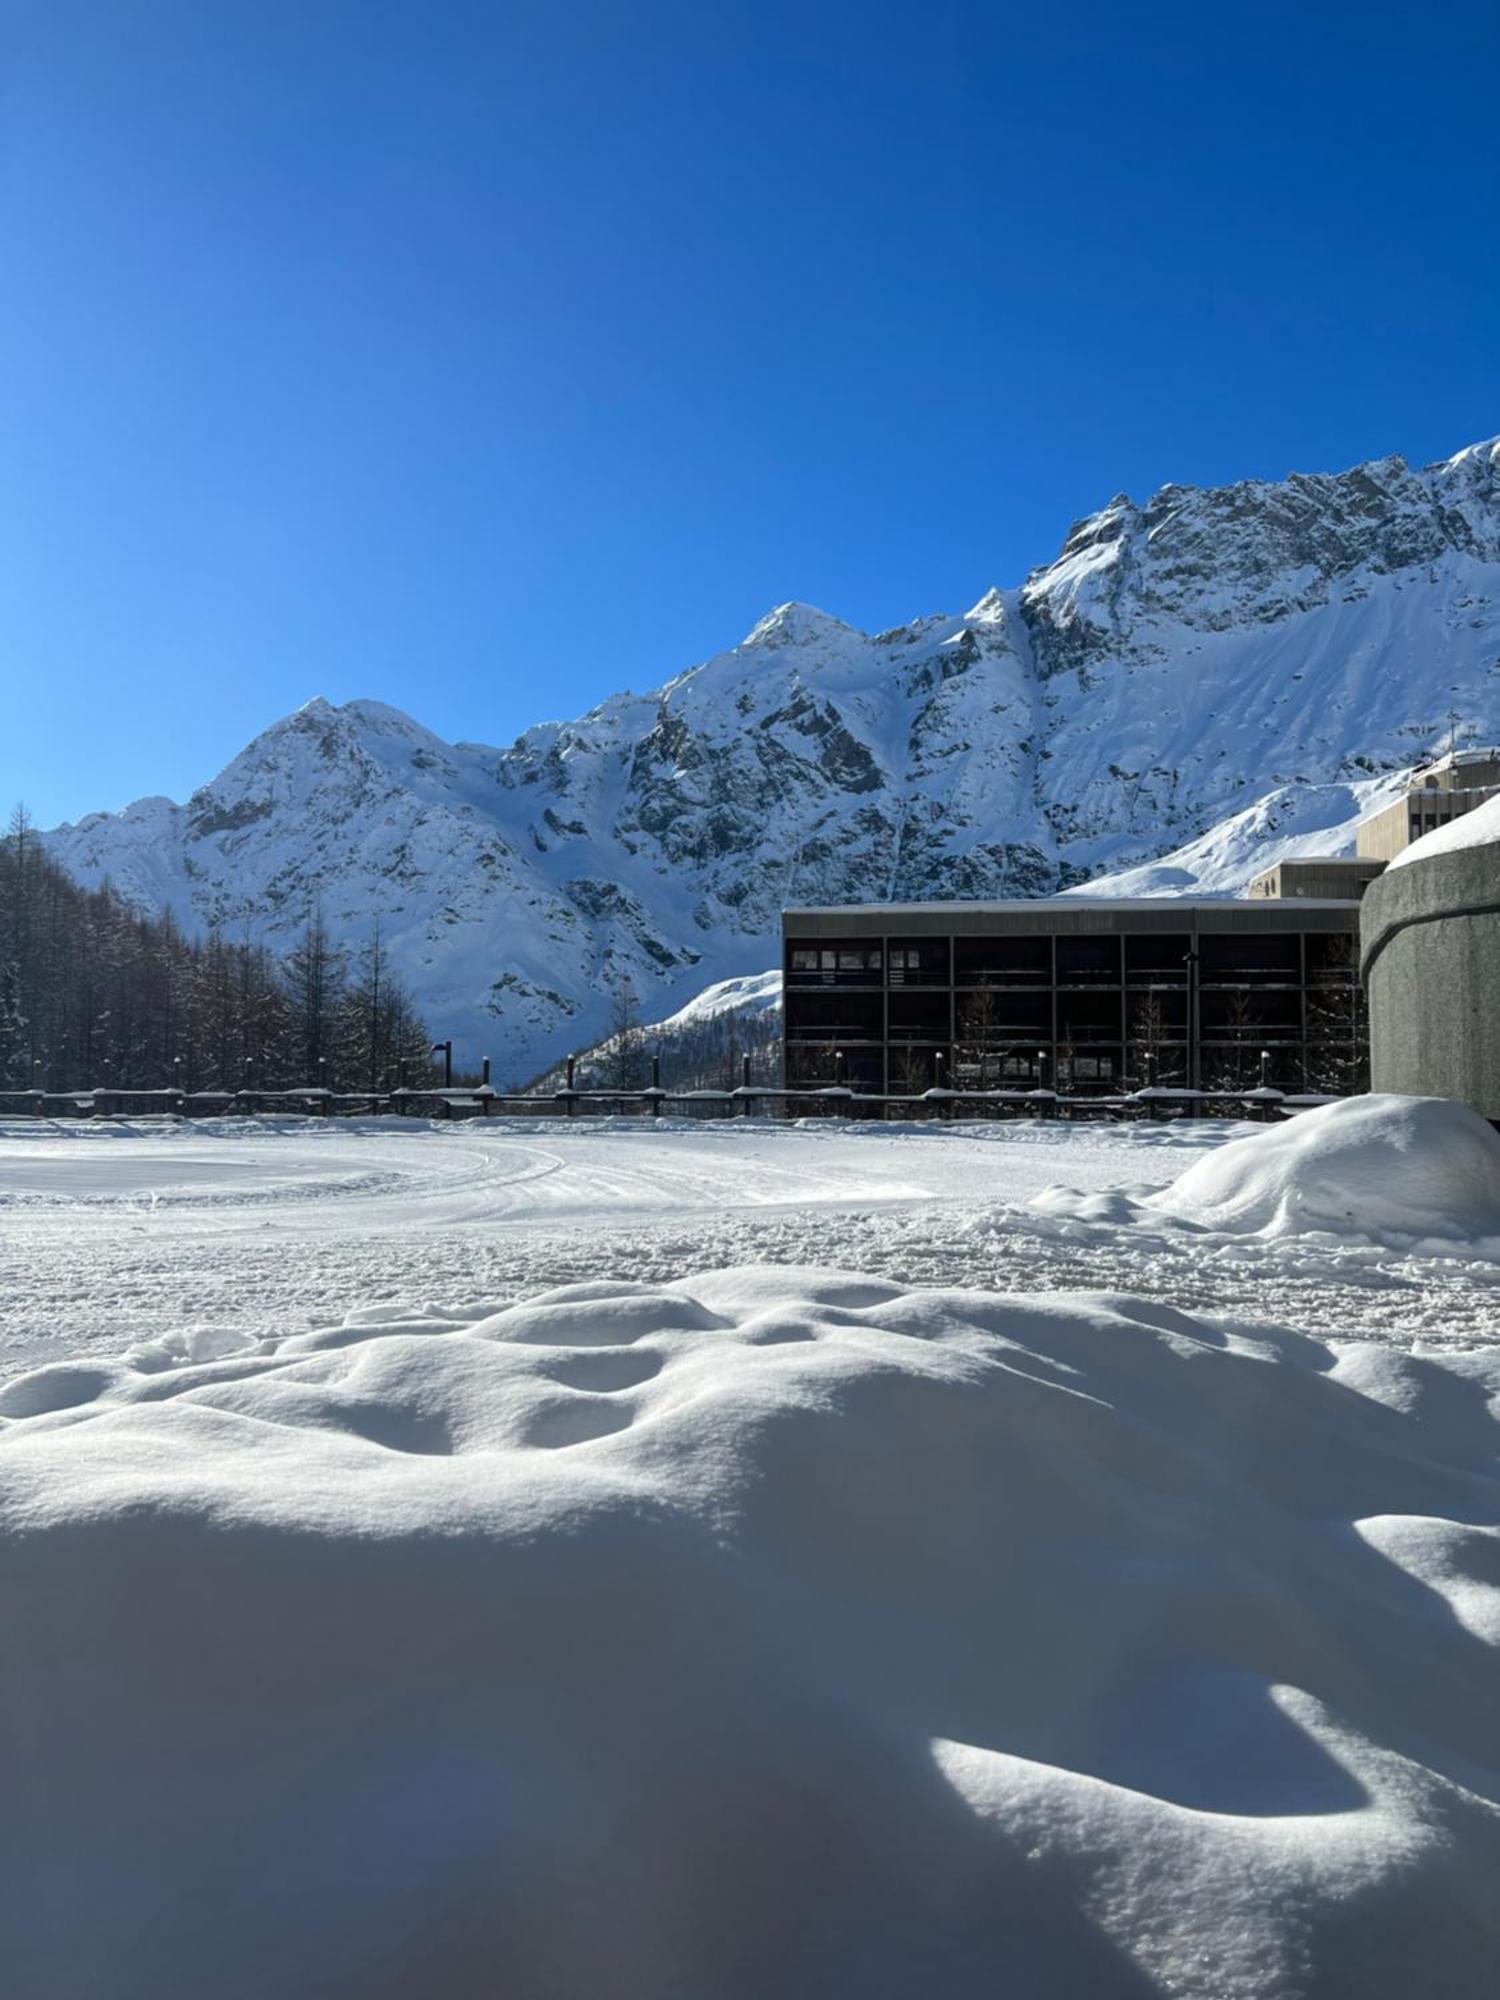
[1249,747,1500,896]
[1355,749,1500,864]
[1248,857,1386,900]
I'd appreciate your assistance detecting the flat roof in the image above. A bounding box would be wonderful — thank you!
[1256,855,1384,868]
[784,898,1361,917]
[783,898,1361,938]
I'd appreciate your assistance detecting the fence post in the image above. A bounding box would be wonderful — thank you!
[566,1056,577,1118]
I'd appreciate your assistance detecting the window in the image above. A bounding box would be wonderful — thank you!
[954,936,1049,985]
[887,938,950,985]
[1056,936,1121,984]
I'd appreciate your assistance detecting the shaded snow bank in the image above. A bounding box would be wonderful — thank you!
[4,1268,1500,1997]
[1029,1094,1500,1254]
[1151,1094,1500,1241]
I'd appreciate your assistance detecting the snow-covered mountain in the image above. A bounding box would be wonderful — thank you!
[44,438,1500,1077]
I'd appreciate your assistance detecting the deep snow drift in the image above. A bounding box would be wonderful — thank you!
[1151,1094,1500,1242]
[4,1265,1500,1999]
[1029,1094,1500,1254]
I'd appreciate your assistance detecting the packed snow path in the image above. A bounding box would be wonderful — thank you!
[4,1267,1500,1998]
[3,1114,1499,1369]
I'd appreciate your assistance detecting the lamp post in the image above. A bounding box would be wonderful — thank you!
[832,1048,846,1087]
[431,1040,453,1090]
[1259,1047,1271,1090]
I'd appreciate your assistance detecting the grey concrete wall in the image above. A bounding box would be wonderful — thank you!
[1361,840,1500,1120]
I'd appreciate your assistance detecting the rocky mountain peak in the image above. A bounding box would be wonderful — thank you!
[42,437,1500,1078]
[740,602,861,651]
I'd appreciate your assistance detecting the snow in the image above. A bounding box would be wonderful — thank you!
[1016,1099,1500,1328]
[6,1112,1500,1378]
[1147,1095,1500,1243]
[41,437,1500,1070]
[1387,789,1500,869]
[1073,770,1410,899]
[643,966,782,1033]
[4,1257,1500,1996]
[0,1116,1234,1368]
[7,1103,1500,1989]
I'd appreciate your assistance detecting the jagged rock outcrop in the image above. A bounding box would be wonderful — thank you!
[44,439,1500,1076]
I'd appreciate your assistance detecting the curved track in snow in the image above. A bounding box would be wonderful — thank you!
[3,1115,1498,1369]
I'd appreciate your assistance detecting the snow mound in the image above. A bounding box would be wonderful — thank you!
[4,1267,1500,1996]
[1145,1094,1500,1243]
[1387,789,1500,869]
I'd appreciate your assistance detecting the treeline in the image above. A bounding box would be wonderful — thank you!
[0,808,435,1092]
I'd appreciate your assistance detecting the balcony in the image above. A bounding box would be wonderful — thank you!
[785,968,883,989]
[954,969,1051,989]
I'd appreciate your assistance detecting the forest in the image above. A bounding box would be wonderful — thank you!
[0,808,435,1092]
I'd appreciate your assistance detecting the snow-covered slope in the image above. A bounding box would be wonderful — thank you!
[1070,770,1413,899]
[43,439,1500,1072]
[647,968,782,1035]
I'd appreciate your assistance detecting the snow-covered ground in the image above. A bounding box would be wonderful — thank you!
[8,1112,1500,1376]
[6,1101,1500,1996]
[6,1111,1500,1370]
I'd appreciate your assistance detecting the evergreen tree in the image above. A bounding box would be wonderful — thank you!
[282,904,347,1088]
[337,920,433,1090]
[0,819,435,1095]
[599,973,646,1091]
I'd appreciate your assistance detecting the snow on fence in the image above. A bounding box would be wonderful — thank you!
[0,1085,1321,1124]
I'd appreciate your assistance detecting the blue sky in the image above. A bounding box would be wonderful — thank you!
[4,0,1497,826]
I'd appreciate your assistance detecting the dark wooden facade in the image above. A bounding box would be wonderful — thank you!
[782,899,1366,1096]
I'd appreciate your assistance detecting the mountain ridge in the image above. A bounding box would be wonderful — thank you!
[43,436,1500,1077]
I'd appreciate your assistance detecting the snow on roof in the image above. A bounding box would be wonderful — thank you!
[1414,744,1500,774]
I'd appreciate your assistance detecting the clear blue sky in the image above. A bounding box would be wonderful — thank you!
[4,0,1497,826]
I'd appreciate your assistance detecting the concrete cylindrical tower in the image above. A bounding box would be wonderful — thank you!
[1361,827,1500,1121]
